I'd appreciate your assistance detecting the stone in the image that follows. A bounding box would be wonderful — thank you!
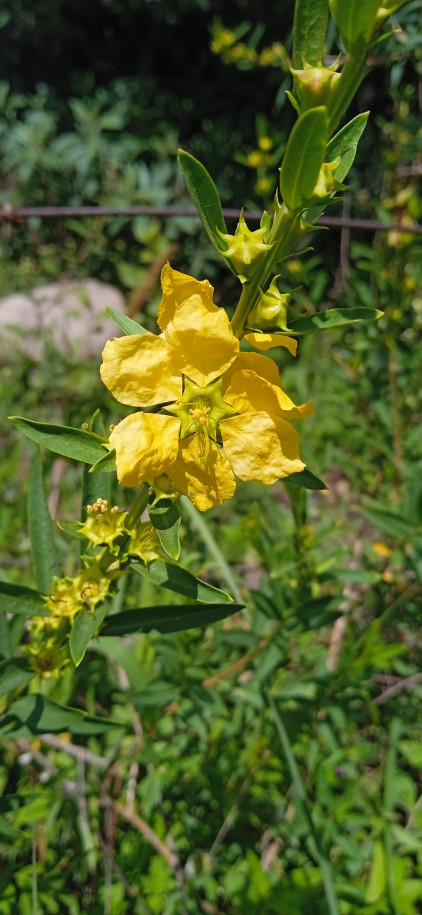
[0,279,126,360]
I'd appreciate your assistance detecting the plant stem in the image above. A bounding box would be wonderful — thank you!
[266,692,341,915]
[180,495,243,603]
[327,53,368,134]
[383,717,402,915]
[230,205,300,337]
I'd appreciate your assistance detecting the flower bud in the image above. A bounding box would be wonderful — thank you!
[247,277,291,332]
[218,212,273,280]
[290,64,341,114]
[80,498,127,549]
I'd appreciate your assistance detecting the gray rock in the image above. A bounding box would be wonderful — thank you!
[0,280,126,360]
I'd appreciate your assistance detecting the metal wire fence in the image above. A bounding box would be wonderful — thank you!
[1,203,422,235]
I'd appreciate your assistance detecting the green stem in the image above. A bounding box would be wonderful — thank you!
[180,495,243,603]
[327,52,368,134]
[266,692,341,915]
[230,206,301,338]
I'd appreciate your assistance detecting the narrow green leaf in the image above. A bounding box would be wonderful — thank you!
[178,149,231,258]
[293,0,330,68]
[286,468,327,490]
[326,112,369,182]
[134,560,233,604]
[329,0,380,50]
[148,499,182,560]
[10,417,107,464]
[0,694,123,737]
[287,305,382,335]
[104,307,148,336]
[0,794,40,815]
[0,658,33,697]
[28,449,58,594]
[0,581,47,615]
[89,448,116,474]
[280,107,328,211]
[69,604,108,667]
[102,602,244,636]
[361,506,415,538]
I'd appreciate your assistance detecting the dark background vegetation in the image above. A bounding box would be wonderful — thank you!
[1,2,422,913]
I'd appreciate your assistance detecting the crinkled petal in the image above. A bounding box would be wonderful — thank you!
[101,334,182,406]
[167,435,236,511]
[224,369,313,419]
[110,413,180,487]
[222,351,282,391]
[158,262,216,330]
[245,332,297,356]
[221,412,304,483]
[164,294,239,386]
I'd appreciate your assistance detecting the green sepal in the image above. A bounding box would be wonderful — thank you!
[0,694,124,737]
[10,417,107,464]
[133,560,233,604]
[177,149,235,271]
[28,449,58,594]
[0,580,47,615]
[293,0,330,68]
[148,498,182,560]
[104,307,148,336]
[0,658,34,698]
[101,602,244,636]
[89,448,117,474]
[326,112,369,182]
[285,468,327,491]
[69,604,108,667]
[57,521,86,541]
[286,305,382,335]
[280,107,328,211]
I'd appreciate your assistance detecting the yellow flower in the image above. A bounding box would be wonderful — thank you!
[101,265,312,511]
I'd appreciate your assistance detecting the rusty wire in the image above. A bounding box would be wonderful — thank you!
[1,202,422,235]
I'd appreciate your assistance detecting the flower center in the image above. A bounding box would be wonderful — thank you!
[164,377,237,463]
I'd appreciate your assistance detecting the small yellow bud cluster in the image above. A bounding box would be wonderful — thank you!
[81,499,127,549]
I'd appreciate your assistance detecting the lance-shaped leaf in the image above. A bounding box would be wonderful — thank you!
[28,449,58,594]
[0,581,47,615]
[148,498,182,560]
[69,604,108,667]
[10,417,108,464]
[286,305,382,335]
[178,150,233,263]
[105,307,148,336]
[0,658,33,698]
[134,560,233,604]
[89,448,116,475]
[0,693,123,737]
[280,107,328,211]
[326,112,369,183]
[286,468,327,490]
[329,0,380,51]
[102,602,244,636]
[293,0,330,68]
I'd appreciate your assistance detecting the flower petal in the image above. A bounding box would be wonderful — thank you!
[224,370,313,419]
[245,332,297,356]
[101,334,182,406]
[158,263,216,330]
[221,412,304,483]
[164,295,239,386]
[167,435,236,511]
[110,413,180,487]
[222,351,282,390]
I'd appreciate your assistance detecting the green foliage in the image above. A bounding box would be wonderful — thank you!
[1,1,422,912]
